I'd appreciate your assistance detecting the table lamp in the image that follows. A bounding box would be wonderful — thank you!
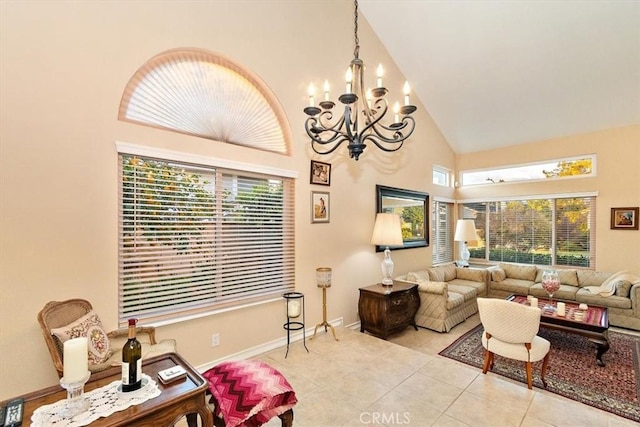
[454,219,477,267]
[370,213,403,286]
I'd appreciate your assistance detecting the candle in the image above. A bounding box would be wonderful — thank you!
[557,302,566,316]
[393,102,400,123]
[376,64,384,88]
[287,299,301,318]
[345,67,353,94]
[63,337,88,382]
[323,80,330,101]
[307,83,315,107]
[403,81,411,105]
[530,297,538,308]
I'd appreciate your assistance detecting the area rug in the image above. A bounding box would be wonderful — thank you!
[439,325,640,422]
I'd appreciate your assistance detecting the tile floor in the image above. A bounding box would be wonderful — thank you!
[184,316,639,426]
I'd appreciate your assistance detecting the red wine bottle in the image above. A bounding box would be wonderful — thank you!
[121,318,142,392]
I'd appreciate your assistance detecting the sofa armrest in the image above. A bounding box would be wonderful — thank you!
[631,283,640,316]
[417,281,447,295]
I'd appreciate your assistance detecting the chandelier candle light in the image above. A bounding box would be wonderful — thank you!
[371,213,403,286]
[303,0,417,160]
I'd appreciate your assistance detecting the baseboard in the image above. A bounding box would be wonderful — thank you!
[195,317,344,373]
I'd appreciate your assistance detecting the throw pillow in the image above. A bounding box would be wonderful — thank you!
[615,280,632,298]
[491,267,506,282]
[441,264,457,282]
[407,270,430,283]
[51,310,113,366]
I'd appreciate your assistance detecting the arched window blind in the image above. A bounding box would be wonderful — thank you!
[118,48,292,156]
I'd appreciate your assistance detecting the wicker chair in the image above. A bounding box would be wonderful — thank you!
[38,298,176,378]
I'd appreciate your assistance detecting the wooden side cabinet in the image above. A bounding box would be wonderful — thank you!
[358,281,420,339]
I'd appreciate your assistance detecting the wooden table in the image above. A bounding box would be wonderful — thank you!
[1,352,213,426]
[358,281,420,339]
[507,295,610,366]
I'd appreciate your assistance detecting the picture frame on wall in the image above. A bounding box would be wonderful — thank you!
[610,207,639,230]
[310,160,331,186]
[311,191,330,223]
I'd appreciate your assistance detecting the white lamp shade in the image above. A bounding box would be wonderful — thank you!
[371,213,403,246]
[454,219,477,242]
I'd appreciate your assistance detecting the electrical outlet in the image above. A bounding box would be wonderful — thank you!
[211,333,220,347]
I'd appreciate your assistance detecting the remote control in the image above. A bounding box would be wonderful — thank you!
[4,398,23,427]
[158,366,187,384]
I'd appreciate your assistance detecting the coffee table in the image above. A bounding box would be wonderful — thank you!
[1,352,213,426]
[507,295,610,366]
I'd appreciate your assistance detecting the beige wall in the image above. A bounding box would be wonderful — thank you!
[0,1,452,398]
[1,1,637,400]
[456,126,640,273]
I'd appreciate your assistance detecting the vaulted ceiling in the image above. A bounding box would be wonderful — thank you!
[360,0,640,154]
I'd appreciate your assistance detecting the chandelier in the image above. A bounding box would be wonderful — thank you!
[303,0,417,161]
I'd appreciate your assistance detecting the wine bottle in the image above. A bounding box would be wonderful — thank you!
[121,318,142,392]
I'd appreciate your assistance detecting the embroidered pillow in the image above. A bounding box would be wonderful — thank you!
[615,280,632,298]
[51,310,113,366]
[491,267,506,282]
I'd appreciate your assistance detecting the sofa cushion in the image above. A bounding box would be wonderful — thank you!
[491,267,506,282]
[428,268,445,282]
[448,284,477,302]
[500,263,537,281]
[449,278,487,297]
[456,268,486,283]
[441,264,457,282]
[577,270,612,287]
[529,283,579,300]
[615,280,632,298]
[575,288,632,309]
[535,268,579,287]
[446,292,464,310]
[407,270,431,283]
[490,278,533,296]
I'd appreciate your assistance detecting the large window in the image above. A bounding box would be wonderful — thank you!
[118,152,295,325]
[461,194,596,268]
[432,199,454,264]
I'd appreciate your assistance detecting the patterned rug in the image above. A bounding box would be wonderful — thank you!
[439,325,640,422]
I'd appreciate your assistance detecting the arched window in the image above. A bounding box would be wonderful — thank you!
[119,48,292,155]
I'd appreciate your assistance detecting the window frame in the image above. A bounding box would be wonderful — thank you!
[116,142,297,326]
[432,198,454,265]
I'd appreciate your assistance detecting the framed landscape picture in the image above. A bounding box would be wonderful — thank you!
[610,207,639,230]
[311,191,330,223]
[310,160,331,186]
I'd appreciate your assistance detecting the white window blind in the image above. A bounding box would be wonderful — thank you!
[118,154,295,324]
[460,196,595,268]
[432,200,454,264]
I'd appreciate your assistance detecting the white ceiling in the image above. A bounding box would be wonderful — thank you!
[360,0,640,154]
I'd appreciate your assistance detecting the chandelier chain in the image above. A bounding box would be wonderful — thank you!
[353,0,360,59]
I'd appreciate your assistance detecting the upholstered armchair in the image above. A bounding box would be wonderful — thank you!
[38,298,176,379]
[477,297,550,389]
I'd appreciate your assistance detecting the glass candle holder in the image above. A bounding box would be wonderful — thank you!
[59,371,91,417]
[316,267,332,288]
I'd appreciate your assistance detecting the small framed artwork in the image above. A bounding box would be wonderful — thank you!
[311,191,330,223]
[610,207,639,230]
[310,160,331,186]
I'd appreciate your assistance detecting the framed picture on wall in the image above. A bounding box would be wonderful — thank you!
[611,207,639,230]
[311,191,330,223]
[310,160,331,186]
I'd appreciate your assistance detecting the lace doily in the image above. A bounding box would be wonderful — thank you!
[31,374,161,426]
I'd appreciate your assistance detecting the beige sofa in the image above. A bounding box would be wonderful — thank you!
[395,264,488,332]
[487,263,640,331]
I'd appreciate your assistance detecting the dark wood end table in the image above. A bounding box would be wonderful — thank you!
[507,295,610,366]
[358,281,420,339]
[1,352,213,426]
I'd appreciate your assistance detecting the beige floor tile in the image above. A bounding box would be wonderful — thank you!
[365,388,443,426]
[465,373,535,415]
[526,392,610,426]
[393,372,464,412]
[445,391,526,426]
[418,356,481,389]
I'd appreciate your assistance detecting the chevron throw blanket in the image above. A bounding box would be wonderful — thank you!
[203,360,297,427]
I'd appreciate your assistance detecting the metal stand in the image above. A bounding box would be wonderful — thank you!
[283,292,309,358]
[312,287,339,341]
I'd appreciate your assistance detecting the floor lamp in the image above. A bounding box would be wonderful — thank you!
[312,267,338,341]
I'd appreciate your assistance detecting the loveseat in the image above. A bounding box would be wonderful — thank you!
[487,263,640,331]
[395,264,488,332]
